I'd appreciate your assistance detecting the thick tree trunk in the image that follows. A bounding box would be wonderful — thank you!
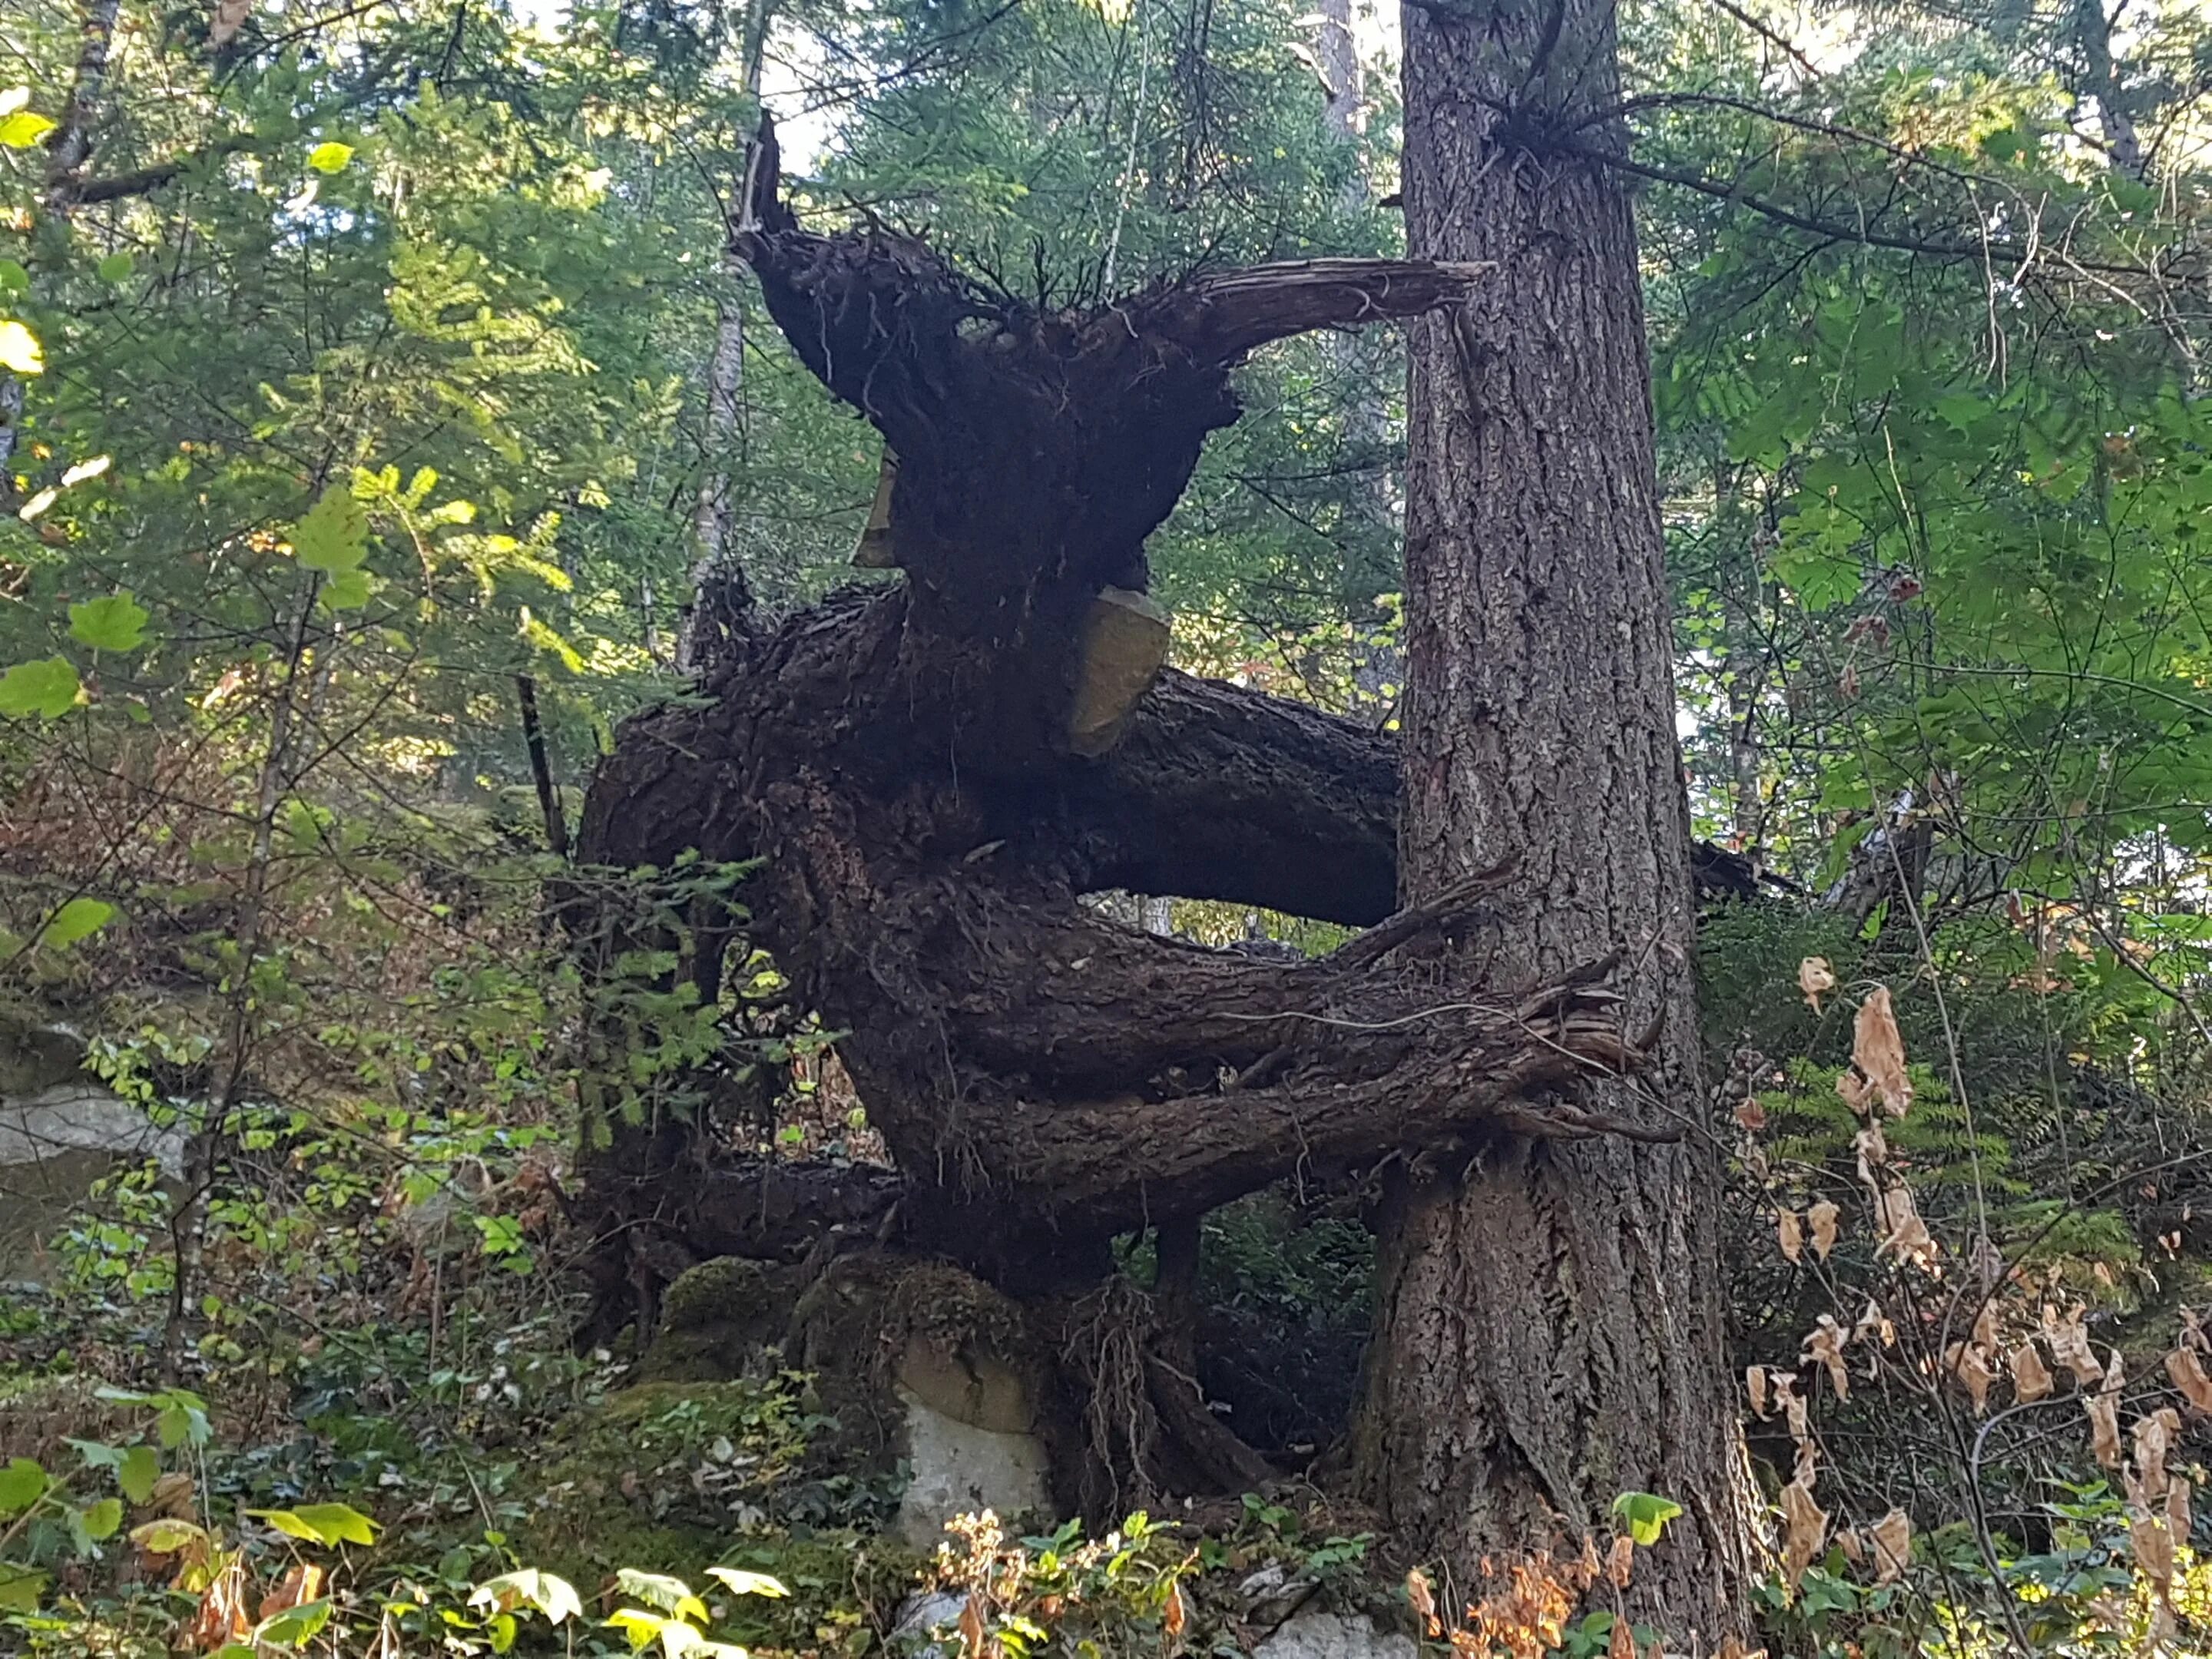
[1349,0,1756,1638]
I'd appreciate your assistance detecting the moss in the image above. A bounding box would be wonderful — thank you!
[640,1257,794,1384]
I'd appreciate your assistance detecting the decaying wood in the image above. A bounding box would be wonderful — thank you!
[575,126,1681,1505]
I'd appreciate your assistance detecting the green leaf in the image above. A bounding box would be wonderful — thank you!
[291,485,369,573]
[306,141,355,174]
[41,897,115,949]
[0,319,43,374]
[0,1458,48,1515]
[255,1599,333,1646]
[1611,1491,1684,1548]
[118,1444,159,1504]
[70,591,151,653]
[0,260,27,293]
[96,251,134,283]
[80,1496,124,1540]
[0,1565,48,1612]
[706,1568,789,1598]
[0,110,55,147]
[249,1502,378,1547]
[0,657,78,719]
[318,565,373,611]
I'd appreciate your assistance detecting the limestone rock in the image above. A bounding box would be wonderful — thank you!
[1253,1610,1416,1659]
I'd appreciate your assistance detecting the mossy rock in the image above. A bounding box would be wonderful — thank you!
[640,1256,797,1384]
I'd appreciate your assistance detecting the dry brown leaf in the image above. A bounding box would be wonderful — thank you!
[186,1556,249,1654]
[1746,1364,1770,1419]
[259,1562,323,1623]
[1773,1373,1810,1447]
[958,1594,988,1659]
[1734,1097,1767,1131]
[1608,1611,1637,1659]
[2130,1511,2176,1595]
[2167,1474,2191,1544]
[2011,1340,2054,1403]
[1607,1534,1634,1591]
[1406,1568,1438,1636]
[1163,1584,1187,1644]
[2087,1356,2124,1470]
[1780,1474,1829,1588]
[208,0,250,48]
[1849,986,1912,1116]
[1972,1300,2000,1353]
[2183,1307,2207,1353]
[1854,1124,1889,1190]
[1869,1508,1911,1584]
[1876,1186,1937,1268]
[2047,1307,2104,1386]
[1809,1200,1839,1261]
[2132,1409,2181,1506]
[1854,1299,1896,1349]
[1805,1316,1850,1400]
[1798,957,1836,1012]
[1778,1209,1804,1265]
[2167,1346,2212,1414]
[1945,1342,1993,1414]
[1835,1528,1864,1567]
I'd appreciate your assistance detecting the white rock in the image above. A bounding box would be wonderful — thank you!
[0,1084,187,1177]
[1253,1610,1416,1659]
[892,1386,1053,1551]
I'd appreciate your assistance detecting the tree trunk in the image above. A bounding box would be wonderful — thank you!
[1349,0,1757,1637]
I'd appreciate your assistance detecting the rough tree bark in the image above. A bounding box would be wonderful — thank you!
[1346,0,1757,1637]
[575,118,1697,1518]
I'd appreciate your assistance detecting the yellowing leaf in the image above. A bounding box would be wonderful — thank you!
[0,320,41,373]
[61,455,111,486]
[16,486,58,521]
[704,1567,787,1598]
[306,141,354,173]
[0,110,56,147]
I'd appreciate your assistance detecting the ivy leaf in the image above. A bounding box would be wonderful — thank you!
[306,141,355,174]
[291,485,369,574]
[0,657,81,720]
[40,898,115,949]
[0,320,44,375]
[0,110,55,147]
[71,591,151,653]
[1611,1491,1684,1547]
